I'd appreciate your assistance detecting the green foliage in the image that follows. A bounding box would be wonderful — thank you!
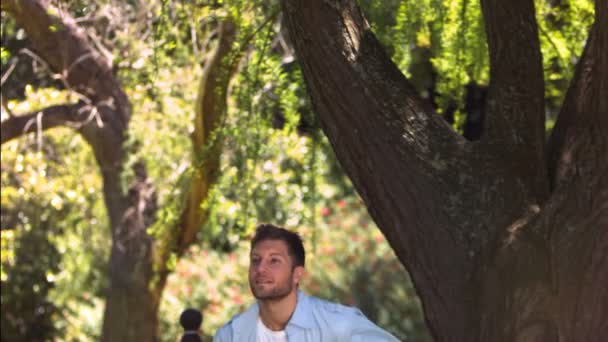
[362,0,592,131]
[431,0,488,117]
[1,88,109,341]
[535,0,594,120]
[1,220,61,341]
[0,46,10,64]
[1,12,16,66]
[362,0,488,129]
[193,9,323,249]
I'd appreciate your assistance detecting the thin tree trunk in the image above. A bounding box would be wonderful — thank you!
[150,18,240,307]
[102,166,158,341]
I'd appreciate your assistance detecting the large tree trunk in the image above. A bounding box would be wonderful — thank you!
[282,0,607,341]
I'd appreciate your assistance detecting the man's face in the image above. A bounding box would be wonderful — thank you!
[249,239,303,301]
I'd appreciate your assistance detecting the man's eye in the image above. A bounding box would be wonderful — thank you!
[270,258,280,264]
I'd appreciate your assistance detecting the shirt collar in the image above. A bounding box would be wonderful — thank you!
[286,290,314,329]
[232,290,314,335]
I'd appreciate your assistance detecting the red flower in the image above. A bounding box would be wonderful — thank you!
[233,293,244,305]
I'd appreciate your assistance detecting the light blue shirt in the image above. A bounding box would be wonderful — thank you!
[213,291,400,341]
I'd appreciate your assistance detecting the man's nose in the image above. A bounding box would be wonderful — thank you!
[253,260,269,273]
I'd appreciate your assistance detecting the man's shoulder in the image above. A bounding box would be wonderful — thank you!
[217,313,240,331]
[213,315,238,342]
[213,304,258,342]
[307,295,364,317]
[305,295,369,333]
[304,294,399,341]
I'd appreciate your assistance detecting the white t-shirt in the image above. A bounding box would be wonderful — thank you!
[256,317,288,342]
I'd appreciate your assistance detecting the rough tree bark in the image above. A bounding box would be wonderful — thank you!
[2,1,239,340]
[282,0,607,341]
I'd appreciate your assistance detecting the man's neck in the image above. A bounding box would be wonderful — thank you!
[258,290,298,331]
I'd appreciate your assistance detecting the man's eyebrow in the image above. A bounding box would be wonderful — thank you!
[250,252,286,257]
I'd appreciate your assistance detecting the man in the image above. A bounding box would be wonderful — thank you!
[213,223,400,342]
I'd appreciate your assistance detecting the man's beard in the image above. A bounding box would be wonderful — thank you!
[250,271,294,301]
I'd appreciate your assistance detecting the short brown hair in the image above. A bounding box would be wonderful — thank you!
[251,223,305,268]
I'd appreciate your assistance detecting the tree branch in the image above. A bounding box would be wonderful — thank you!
[3,0,132,230]
[1,103,88,144]
[547,3,608,192]
[2,0,131,129]
[176,20,238,254]
[479,0,548,201]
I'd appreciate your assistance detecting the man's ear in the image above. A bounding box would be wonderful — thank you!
[292,266,304,285]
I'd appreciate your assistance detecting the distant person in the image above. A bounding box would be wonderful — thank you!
[213,223,399,341]
[180,308,203,342]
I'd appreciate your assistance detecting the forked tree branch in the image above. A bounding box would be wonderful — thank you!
[2,0,131,129]
[1,103,89,144]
